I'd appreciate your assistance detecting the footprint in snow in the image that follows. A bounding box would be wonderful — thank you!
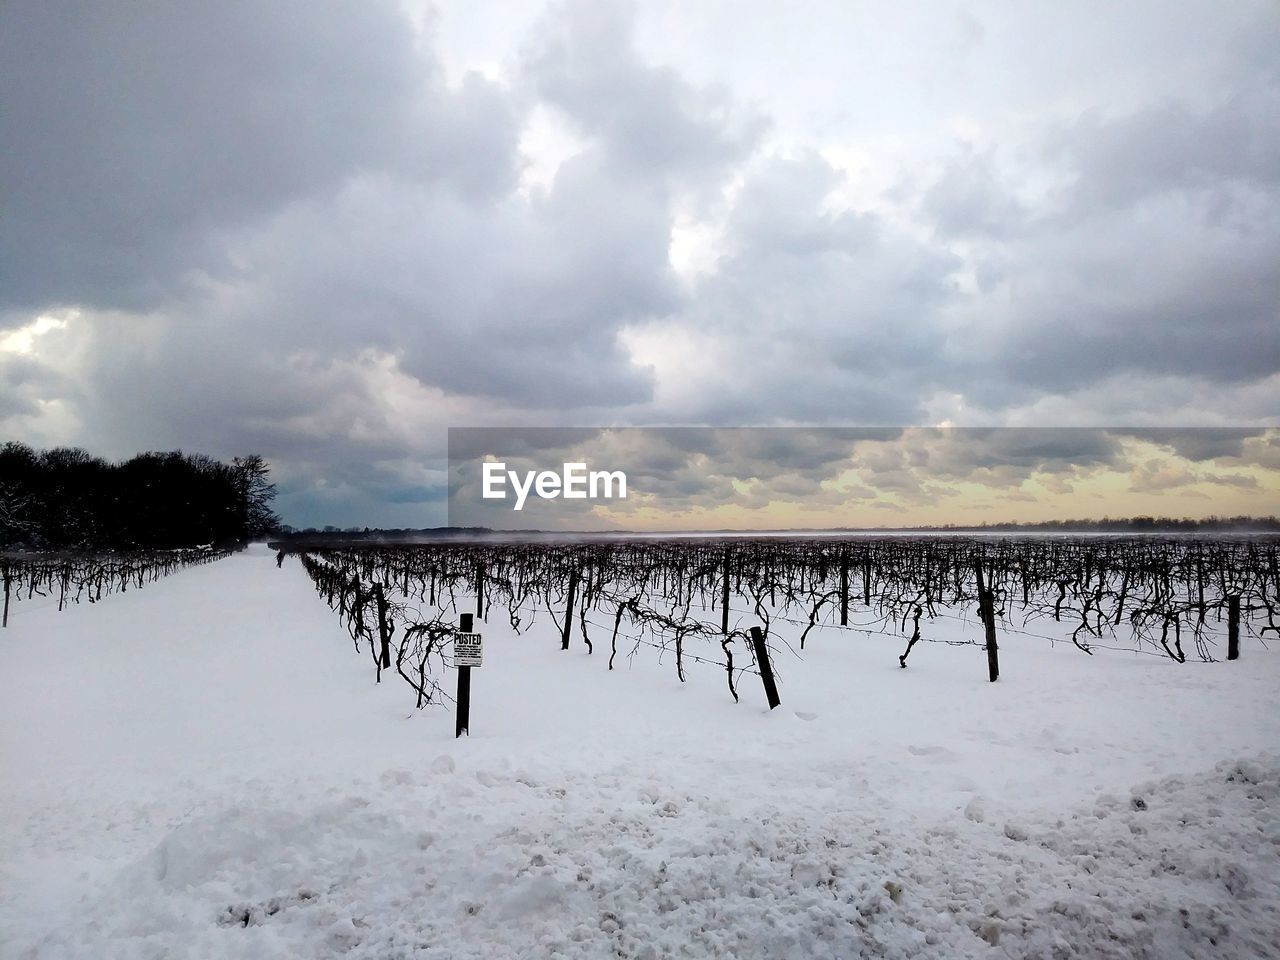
[907,744,957,761]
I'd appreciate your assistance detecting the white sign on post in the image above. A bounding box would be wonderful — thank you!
[455,632,483,667]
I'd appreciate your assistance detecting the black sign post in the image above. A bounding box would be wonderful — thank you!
[456,613,473,738]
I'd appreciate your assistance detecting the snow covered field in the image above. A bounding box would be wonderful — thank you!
[2,544,1277,959]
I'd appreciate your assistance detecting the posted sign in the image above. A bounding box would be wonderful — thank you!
[455,632,483,667]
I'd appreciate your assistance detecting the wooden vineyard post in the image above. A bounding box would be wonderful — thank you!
[2,562,10,628]
[974,561,1000,682]
[840,551,850,626]
[373,582,392,679]
[561,567,578,650]
[748,626,781,710]
[1228,593,1239,660]
[456,613,473,738]
[721,547,731,634]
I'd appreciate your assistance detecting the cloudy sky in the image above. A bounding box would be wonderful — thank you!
[2,1,1277,529]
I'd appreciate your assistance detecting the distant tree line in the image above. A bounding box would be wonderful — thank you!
[0,443,280,550]
[268,515,1280,547]
[920,515,1280,533]
[272,526,492,547]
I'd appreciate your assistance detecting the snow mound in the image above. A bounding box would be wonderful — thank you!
[18,756,1280,960]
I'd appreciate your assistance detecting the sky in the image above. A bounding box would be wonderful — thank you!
[1,1,1277,529]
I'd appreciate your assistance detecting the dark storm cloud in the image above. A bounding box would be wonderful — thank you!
[1055,96,1280,217]
[202,159,670,408]
[77,325,415,463]
[447,428,608,461]
[37,0,767,428]
[922,150,1028,240]
[522,0,766,192]
[925,428,1122,475]
[276,463,451,530]
[981,209,1279,394]
[1113,428,1264,463]
[644,152,960,425]
[840,429,1128,499]
[0,0,442,313]
[0,355,62,420]
[931,59,1280,404]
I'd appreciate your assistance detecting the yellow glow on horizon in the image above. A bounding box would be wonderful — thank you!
[575,431,1280,531]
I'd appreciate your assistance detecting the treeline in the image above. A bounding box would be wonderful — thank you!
[924,516,1280,533]
[271,516,1280,544]
[273,526,492,546]
[0,444,279,550]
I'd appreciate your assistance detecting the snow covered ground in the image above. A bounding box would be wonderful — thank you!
[1,544,1277,959]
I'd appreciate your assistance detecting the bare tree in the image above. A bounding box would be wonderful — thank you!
[232,454,280,539]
